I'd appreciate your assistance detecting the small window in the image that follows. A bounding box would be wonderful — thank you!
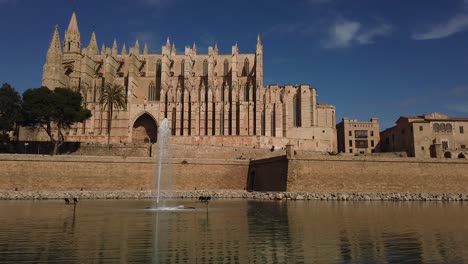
[371,140,375,147]
[349,140,352,147]
[446,123,452,132]
[460,126,464,134]
[349,149,353,153]
[224,59,229,76]
[243,58,249,76]
[421,146,425,150]
[419,126,423,131]
[433,123,439,132]
[355,130,368,138]
[370,131,374,137]
[349,131,352,137]
[461,145,466,149]
[440,123,446,132]
[442,141,449,150]
[355,140,368,148]
[203,60,208,77]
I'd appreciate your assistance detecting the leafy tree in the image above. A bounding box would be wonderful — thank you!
[22,87,91,155]
[0,83,22,142]
[99,83,127,147]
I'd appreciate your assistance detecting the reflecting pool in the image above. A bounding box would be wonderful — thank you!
[0,199,467,263]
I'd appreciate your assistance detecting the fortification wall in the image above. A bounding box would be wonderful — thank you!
[0,155,249,192]
[1,153,468,195]
[285,155,468,193]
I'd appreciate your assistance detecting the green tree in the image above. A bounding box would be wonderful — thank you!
[0,83,22,142]
[99,83,127,147]
[22,87,91,155]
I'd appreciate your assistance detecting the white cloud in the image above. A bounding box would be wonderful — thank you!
[324,19,393,48]
[356,23,393,44]
[412,13,468,40]
[413,0,468,40]
[327,20,361,48]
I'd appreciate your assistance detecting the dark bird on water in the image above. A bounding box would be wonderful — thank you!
[198,196,212,202]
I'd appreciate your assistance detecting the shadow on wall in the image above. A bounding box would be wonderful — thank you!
[247,156,288,192]
[6,141,81,155]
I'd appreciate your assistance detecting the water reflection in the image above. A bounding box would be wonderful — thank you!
[0,200,467,263]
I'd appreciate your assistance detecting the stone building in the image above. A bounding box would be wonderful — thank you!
[380,113,468,158]
[336,118,380,154]
[31,11,337,151]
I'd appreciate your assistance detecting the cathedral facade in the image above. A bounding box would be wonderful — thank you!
[41,12,337,152]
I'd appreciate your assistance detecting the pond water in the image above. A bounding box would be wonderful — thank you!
[0,199,467,263]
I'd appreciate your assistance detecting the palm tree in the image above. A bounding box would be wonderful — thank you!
[99,83,127,148]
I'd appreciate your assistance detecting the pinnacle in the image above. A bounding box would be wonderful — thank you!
[88,31,98,50]
[257,33,262,46]
[143,42,149,55]
[112,39,118,55]
[122,43,127,55]
[48,24,62,54]
[67,11,80,34]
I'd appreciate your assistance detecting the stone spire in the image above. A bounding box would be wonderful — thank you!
[163,37,171,56]
[143,42,149,55]
[112,39,118,55]
[166,37,171,46]
[214,42,219,55]
[171,42,176,55]
[101,43,106,55]
[63,11,81,53]
[47,24,62,57]
[134,39,140,55]
[86,31,98,55]
[122,43,127,55]
[256,33,263,54]
[192,42,197,54]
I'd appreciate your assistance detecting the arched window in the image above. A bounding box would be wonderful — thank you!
[244,85,249,101]
[224,59,229,76]
[156,59,162,100]
[433,123,439,132]
[440,123,446,132]
[203,59,208,77]
[220,109,224,135]
[261,111,265,136]
[171,108,176,136]
[271,107,276,137]
[180,60,185,77]
[243,58,249,76]
[148,81,156,101]
[293,94,301,127]
[446,123,452,132]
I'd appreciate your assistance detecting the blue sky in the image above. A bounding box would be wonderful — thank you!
[1,0,468,129]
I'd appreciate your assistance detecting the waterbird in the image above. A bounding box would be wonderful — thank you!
[198,196,212,202]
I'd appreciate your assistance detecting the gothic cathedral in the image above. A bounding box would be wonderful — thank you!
[41,12,337,151]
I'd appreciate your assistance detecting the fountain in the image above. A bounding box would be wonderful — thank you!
[149,118,194,211]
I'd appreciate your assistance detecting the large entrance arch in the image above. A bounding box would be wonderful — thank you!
[132,113,158,143]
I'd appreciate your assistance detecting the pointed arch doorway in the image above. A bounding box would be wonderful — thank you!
[132,113,158,143]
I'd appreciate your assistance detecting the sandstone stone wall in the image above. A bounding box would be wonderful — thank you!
[2,153,468,195]
[0,155,249,192]
[286,155,468,193]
